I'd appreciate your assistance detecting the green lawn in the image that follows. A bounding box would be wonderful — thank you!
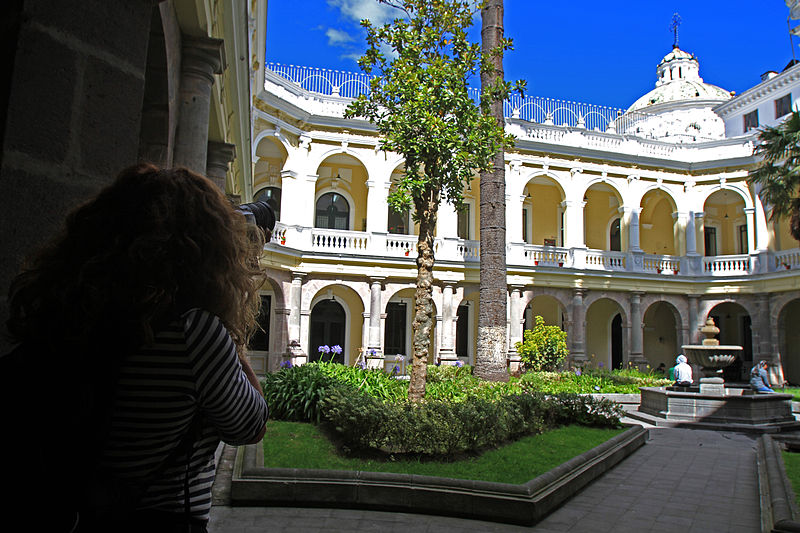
[783,451,800,508]
[776,386,800,402]
[263,420,625,485]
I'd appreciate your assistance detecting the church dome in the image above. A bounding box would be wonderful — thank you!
[627,46,731,113]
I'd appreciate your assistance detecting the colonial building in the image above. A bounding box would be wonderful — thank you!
[243,41,800,386]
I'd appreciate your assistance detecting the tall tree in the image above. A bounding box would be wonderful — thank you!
[747,110,800,243]
[475,0,508,381]
[345,0,516,401]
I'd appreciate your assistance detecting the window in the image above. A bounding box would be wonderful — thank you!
[315,192,350,230]
[249,295,271,352]
[775,94,792,119]
[704,226,717,256]
[738,225,749,254]
[457,203,470,240]
[522,208,529,243]
[609,218,621,251]
[388,207,410,235]
[254,187,281,220]
[743,110,759,133]
[384,302,407,355]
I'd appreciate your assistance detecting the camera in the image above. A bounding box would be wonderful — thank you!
[238,201,276,240]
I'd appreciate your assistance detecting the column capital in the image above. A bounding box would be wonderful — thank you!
[182,36,224,84]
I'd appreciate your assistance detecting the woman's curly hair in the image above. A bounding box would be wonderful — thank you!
[7,164,265,353]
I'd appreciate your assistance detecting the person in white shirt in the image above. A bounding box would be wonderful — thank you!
[674,354,693,386]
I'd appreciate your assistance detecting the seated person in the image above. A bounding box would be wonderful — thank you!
[655,363,666,375]
[750,360,774,393]
[673,354,692,386]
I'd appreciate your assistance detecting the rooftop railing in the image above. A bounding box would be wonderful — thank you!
[266,62,651,132]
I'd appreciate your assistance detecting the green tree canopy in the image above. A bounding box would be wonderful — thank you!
[345,0,521,401]
[747,110,800,242]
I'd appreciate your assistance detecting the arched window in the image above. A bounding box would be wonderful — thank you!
[609,218,621,251]
[315,192,350,230]
[254,187,281,220]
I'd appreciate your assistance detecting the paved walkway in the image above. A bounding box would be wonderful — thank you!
[208,425,762,532]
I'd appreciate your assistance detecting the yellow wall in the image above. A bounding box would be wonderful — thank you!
[642,303,678,370]
[316,162,368,231]
[526,296,563,328]
[781,299,800,384]
[584,187,620,250]
[640,192,676,255]
[585,299,620,369]
[777,218,796,251]
[525,181,562,246]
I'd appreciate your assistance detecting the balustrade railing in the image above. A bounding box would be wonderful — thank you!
[270,223,795,278]
[265,62,657,132]
[702,254,751,276]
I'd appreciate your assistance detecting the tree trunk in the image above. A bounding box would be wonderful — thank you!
[475,0,508,382]
[408,187,439,402]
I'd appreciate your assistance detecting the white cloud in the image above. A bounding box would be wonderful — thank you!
[326,0,401,26]
[326,27,355,45]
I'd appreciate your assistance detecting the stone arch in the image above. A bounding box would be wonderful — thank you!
[778,297,800,384]
[582,181,624,251]
[585,296,628,369]
[520,173,566,246]
[307,282,367,365]
[701,299,754,381]
[639,186,680,255]
[701,186,752,256]
[314,152,370,232]
[642,299,684,370]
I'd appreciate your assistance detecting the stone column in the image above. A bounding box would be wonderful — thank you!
[366,277,385,369]
[621,206,644,272]
[286,272,307,365]
[629,291,645,365]
[687,295,700,345]
[205,141,235,192]
[507,285,524,372]
[438,282,458,364]
[173,36,224,174]
[570,289,587,364]
[686,211,697,255]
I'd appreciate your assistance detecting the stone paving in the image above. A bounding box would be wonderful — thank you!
[209,426,763,532]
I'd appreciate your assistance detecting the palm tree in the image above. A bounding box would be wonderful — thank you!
[475,0,508,382]
[747,110,800,242]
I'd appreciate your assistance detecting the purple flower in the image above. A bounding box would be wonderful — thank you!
[454,360,464,367]
[574,368,581,376]
[392,365,399,375]
[598,362,604,368]
[280,360,293,369]
[318,345,330,354]
[396,355,405,362]
[357,361,366,369]
[369,349,376,357]
[331,345,342,355]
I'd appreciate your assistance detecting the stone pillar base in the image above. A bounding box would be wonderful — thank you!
[699,377,725,396]
[507,350,522,374]
[286,342,307,367]
[438,349,459,366]
[364,348,384,370]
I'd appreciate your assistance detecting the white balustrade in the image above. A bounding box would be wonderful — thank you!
[702,254,751,276]
[642,254,681,275]
[775,248,800,271]
[310,228,370,253]
[585,249,627,271]
[523,245,569,267]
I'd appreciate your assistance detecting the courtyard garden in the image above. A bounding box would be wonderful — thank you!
[258,358,664,482]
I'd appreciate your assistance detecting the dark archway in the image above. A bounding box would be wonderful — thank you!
[315,192,350,230]
[707,302,752,381]
[310,299,346,363]
[611,314,623,369]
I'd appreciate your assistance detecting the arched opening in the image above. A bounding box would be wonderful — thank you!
[779,299,800,384]
[583,182,622,251]
[387,166,416,235]
[523,295,566,331]
[609,218,621,251]
[315,192,350,230]
[611,314,623,369]
[706,302,752,381]
[642,302,680,370]
[254,137,287,219]
[639,189,677,256]
[315,153,368,232]
[310,299,346,364]
[702,189,747,256]
[585,298,626,369]
[522,176,565,246]
[254,186,281,220]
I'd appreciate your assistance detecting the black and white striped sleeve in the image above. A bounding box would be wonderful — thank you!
[183,309,268,445]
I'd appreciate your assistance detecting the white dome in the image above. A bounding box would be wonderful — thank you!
[627,46,731,113]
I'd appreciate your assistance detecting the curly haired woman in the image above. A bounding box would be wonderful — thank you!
[4,164,269,532]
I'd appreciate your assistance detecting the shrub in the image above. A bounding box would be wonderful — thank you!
[515,316,568,371]
[262,363,333,423]
[319,386,621,457]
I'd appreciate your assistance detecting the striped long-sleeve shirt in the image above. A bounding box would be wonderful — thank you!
[98,308,268,519]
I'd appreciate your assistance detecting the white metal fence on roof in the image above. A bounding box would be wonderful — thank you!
[266,62,651,131]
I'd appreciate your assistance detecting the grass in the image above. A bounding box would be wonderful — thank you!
[776,386,800,402]
[263,420,625,485]
[783,451,800,508]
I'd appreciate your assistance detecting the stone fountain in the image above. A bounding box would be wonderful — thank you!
[631,318,800,433]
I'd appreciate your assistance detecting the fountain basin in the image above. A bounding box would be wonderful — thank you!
[682,344,743,377]
[633,386,800,433]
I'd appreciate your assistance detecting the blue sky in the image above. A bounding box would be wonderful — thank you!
[266,1,796,110]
